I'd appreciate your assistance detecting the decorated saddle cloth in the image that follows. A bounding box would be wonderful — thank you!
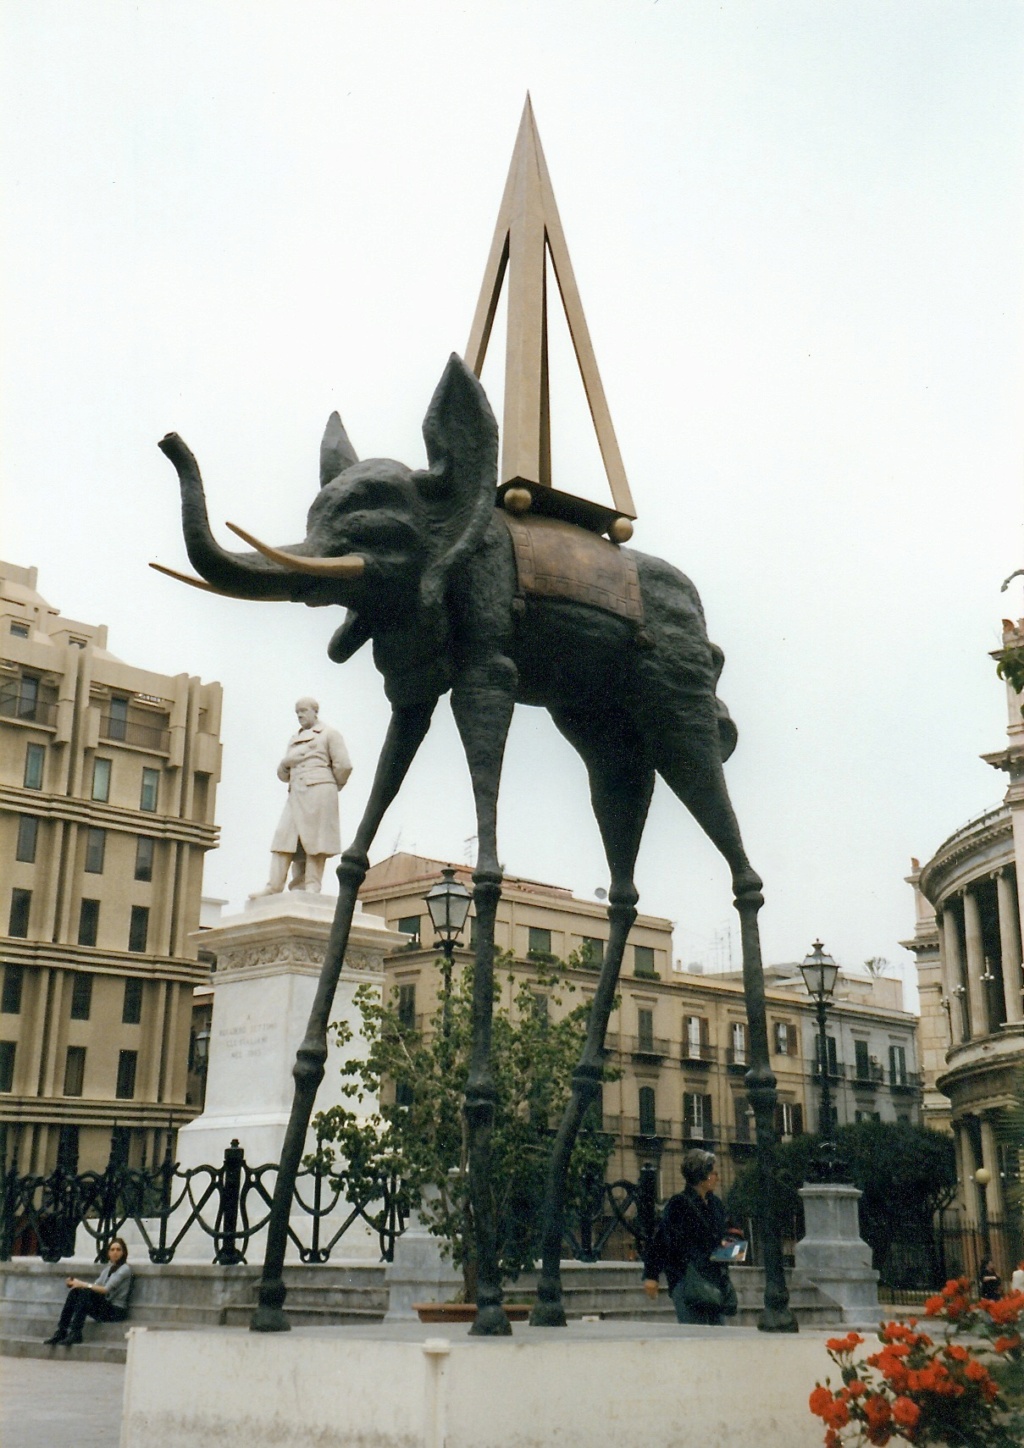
[500,513,644,626]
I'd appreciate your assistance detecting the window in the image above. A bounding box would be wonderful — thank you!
[580,937,604,968]
[528,926,552,957]
[78,899,99,947]
[855,1109,881,1124]
[395,1080,414,1107]
[91,757,111,802]
[8,889,31,938]
[397,983,416,1028]
[15,815,38,863]
[70,972,93,1020]
[56,1125,80,1173]
[469,914,478,947]
[730,1021,747,1065]
[140,767,160,812]
[14,674,39,719]
[23,742,44,790]
[115,1049,138,1100]
[734,1096,754,1143]
[134,836,155,882]
[637,1007,655,1053]
[684,1015,709,1060]
[638,1085,657,1136]
[9,620,29,638]
[684,1091,713,1140]
[0,1041,14,1092]
[2,965,24,1015]
[775,1101,804,1138]
[634,944,656,976]
[128,906,150,953]
[816,1034,839,1076]
[772,1021,798,1056]
[889,1044,907,1087]
[854,1040,871,1081]
[122,977,143,1025]
[109,1126,131,1170]
[108,696,129,741]
[84,827,106,874]
[396,916,421,947]
[63,1045,86,1097]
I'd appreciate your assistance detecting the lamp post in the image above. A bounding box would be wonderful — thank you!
[424,867,472,1039]
[800,940,846,1183]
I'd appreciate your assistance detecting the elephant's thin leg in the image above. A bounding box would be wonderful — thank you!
[532,709,654,1327]
[451,668,517,1337]
[656,750,797,1332]
[251,700,435,1332]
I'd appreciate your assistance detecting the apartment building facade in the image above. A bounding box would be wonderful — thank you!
[359,853,921,1199]
[0,560,222,1175]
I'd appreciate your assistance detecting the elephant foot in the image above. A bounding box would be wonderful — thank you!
[758,1305,799,1334]
[469,1303,512,1336]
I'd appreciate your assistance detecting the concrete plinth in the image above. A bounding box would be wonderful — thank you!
[121,1321,864,1448]
[148,894,405,1262]
[795,1182,880,1327]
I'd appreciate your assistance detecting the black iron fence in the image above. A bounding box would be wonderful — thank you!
[0,1143,656,1269]
[0,1139,406,1266]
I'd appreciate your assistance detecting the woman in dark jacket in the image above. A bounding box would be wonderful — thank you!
[642,1149,737,1325]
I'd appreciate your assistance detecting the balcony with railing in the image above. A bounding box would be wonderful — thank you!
[852,1061,885,1092]
[681,1120,717,1145]
[99,714,171,753]
[889,1070,921,1095]
[0,683,58,727]
[725,1046,748,1075]
[627,1116,671,1153]
[721,1123,756,1153]
[680,1042,717,1069]
[630,1034,670,1064]
[811,1060,846,1082]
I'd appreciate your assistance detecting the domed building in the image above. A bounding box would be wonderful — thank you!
[906,616,1024,1272]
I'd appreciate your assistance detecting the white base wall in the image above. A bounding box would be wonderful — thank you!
[121,1322,865,1448]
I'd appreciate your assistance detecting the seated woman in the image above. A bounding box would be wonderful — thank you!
[44,1237,132,1346]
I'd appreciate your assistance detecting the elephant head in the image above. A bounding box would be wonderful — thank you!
[155,355,499,660]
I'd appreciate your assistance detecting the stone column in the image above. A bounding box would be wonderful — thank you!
[942,905,969,1042]
[997,870,1024,1025]
[962,889,989,1038]
[954,1122,978,1225]
[979,1115,1006,1222]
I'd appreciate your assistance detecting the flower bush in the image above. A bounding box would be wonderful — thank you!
[808,1281,1024,1446]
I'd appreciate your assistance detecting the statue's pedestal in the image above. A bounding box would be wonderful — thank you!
[166,893,406,1261]
[795,1182,880,1327]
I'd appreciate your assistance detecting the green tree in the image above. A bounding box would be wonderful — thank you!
[309,953,617,1299]
[726,1120,957,1285]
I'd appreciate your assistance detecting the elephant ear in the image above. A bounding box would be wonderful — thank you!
[320,412,359,488]
[411,354,498,611]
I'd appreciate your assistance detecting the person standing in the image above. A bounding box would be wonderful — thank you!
[1011,1259,1024,1295]
[43,1238,132,1346]
[642,1149,739,1325]
[979,1257,1002,1301]
[254,697,352,896]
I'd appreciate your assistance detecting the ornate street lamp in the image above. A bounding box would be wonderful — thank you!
[800,940,847,1183]
[975,1165,992,1259]
[424,867,472,1036]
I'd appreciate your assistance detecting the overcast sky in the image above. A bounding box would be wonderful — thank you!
[3,2,1022,1003]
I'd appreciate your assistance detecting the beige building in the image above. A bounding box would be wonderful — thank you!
[905,615,1024,1244]
[0,560,222,1176]
[360,853,920,1199]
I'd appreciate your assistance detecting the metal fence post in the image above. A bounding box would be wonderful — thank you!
[216,1139,245,1266]
[636,1161,658,1256]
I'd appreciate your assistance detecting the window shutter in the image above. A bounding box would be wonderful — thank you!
[773,1103,783,1134]
[703,1094,713,1132]
[793,1103,804,1135]
[787,1023,798,1056]
[700,1017,710,1045]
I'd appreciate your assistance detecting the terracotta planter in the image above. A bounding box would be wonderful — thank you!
[412,1302,532,1324]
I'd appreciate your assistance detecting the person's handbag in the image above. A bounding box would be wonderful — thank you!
[682,1261,723,1309]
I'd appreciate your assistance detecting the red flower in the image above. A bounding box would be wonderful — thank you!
[964,1357,989,1384]
[891,1396,921,1430]
[823,1399,851,1430]
[809,1385,834,1417]
[847,1379,866,1397]
[944,1342,969,1362]
[864,1395,892,1427]
[923,1295,945,1316]
[994,1334,1021,1354]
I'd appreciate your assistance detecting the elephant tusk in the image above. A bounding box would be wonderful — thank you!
[225,523,365,579]
[149,562,222,594]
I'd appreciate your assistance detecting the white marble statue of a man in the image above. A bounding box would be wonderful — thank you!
[254,697,352,895]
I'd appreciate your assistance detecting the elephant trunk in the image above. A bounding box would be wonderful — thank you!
[158,433,304,601]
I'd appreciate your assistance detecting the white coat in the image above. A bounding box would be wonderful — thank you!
[270,721,351,857]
